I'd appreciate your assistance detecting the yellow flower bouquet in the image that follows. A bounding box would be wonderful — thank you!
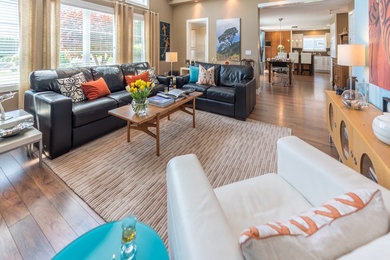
[125,79,154,116]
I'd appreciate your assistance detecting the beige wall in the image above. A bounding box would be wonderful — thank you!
[172,0,264,73]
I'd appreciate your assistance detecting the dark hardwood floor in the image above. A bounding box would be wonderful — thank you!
[0,72,337,259]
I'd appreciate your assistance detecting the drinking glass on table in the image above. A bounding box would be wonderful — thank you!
[121,215,137,260]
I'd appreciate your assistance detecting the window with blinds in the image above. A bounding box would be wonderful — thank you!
[59,4,114,68]
[0,0,19,89]
[133,14,145,63]
[126,0,148,8]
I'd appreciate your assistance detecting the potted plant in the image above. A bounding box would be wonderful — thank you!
[126,80,154,116]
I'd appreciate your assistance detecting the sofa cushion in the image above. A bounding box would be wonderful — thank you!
[138,67,159,85]
[29,67,93,93]
[197,65,216,86]
[72,97,118,127]
[195,62,221,85]
[182,83,211,97]
[81,77,111,100]
[239,189,389,260]
[207,86,235,104]
[214,173,312,237]
[132,62,150,71]
[220,64,254,87]
[107,90,132,106]
[125,71,150,86]
[90,65,125,93]
[56,72,87,103]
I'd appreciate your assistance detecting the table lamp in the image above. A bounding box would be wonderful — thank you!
[337,44,366,109]
[165,52,178,77]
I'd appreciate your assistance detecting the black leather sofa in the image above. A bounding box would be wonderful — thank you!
[24,62,169,159]
[176,62,256,120]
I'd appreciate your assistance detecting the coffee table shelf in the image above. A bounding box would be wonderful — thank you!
[109,92,202,156]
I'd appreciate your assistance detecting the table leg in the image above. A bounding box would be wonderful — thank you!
[127,121,130,142]
[156,115,160,156]
[39,139,42,168]
[168,114,170,120]
[289,64,292,85]
[268,62,272,83]
[192,98,196,128]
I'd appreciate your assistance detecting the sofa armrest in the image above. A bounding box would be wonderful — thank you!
[234,78,256,120]
[277,136,390,215]
[175,75,190,89]
[157,75,170,86]
[167,154,243,260]
[24,90,72,159]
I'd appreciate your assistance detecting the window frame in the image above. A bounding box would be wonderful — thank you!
[0,0,19,91]
[133,13,146,63]
[302,35,327,52]
[126,0,149,9]
[59,2,115,68]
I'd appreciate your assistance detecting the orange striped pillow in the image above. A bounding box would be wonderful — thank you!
[239,189,389,260]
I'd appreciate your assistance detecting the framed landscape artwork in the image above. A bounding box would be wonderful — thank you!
[216,18,241,61]
[369,0,390,91]
[160,22,170,61]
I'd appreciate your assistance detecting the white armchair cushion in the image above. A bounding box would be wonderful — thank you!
[214,173,312,237]
[239,189,389,260]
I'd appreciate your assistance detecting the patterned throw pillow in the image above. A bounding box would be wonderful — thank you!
[138,67,159,85]
[239,189,389,260]
[197,65,215,85]
[56,72,87,103]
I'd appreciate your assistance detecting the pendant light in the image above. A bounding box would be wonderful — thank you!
[277,18,285,53]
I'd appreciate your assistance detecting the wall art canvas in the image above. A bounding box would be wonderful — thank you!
[369,0,390,91]
[216,18,241,61]
[160,22,170,61]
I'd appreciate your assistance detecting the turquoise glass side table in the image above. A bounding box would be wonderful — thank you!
[53,221,169,260]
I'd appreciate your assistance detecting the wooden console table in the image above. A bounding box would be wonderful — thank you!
[326,91,390,188]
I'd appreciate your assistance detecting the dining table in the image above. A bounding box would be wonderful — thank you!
[267,59,294,86]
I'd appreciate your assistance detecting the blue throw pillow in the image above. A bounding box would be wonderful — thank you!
[189,66,199,83]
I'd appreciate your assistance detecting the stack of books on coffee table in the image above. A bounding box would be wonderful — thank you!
[148,96,174,108]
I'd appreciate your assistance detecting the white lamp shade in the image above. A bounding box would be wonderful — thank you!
[337,44,365,66]
[166,52,178,62]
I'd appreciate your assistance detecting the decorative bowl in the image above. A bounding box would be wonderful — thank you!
[372,113,390,145]
[0,120,34,138]
[341,90,364,110]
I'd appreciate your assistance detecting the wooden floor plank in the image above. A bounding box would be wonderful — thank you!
[0,213,22,260]
[0,168,29,227]
[9,215,55,260]
[0,153,78,253]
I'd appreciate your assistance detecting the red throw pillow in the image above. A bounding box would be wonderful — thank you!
[125,71,150,86]
[81,77,111,100]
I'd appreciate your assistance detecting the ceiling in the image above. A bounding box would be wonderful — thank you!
[259,0,352,31]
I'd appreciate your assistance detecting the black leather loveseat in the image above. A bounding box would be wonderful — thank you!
[176,62,256,120]
[24,62,169,159]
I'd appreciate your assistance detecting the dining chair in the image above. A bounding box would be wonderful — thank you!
[300,53,312,75]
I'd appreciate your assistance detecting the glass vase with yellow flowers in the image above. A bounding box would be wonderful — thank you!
[126,80,154,116]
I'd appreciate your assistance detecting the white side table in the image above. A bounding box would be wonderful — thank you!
[0,127,43,167]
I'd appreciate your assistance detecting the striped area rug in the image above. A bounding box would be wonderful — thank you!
[44,110,291,245]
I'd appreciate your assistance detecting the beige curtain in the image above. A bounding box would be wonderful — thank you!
[114,1,134,64]
[144,10,160,73]
[18,0,60,108]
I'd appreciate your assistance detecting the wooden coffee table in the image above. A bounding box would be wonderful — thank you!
[108,92,202,156]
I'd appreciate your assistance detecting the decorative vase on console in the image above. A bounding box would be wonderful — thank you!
[126,80,154,117]
[373,113,390,145]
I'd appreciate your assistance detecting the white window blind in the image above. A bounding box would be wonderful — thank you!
[0,0,19,89]
[59,4,114,68]
[303,36,326,52]
[126,0,148,8]
[133,14,145,63]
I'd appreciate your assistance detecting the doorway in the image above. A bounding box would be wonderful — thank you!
[186,18,209,63]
